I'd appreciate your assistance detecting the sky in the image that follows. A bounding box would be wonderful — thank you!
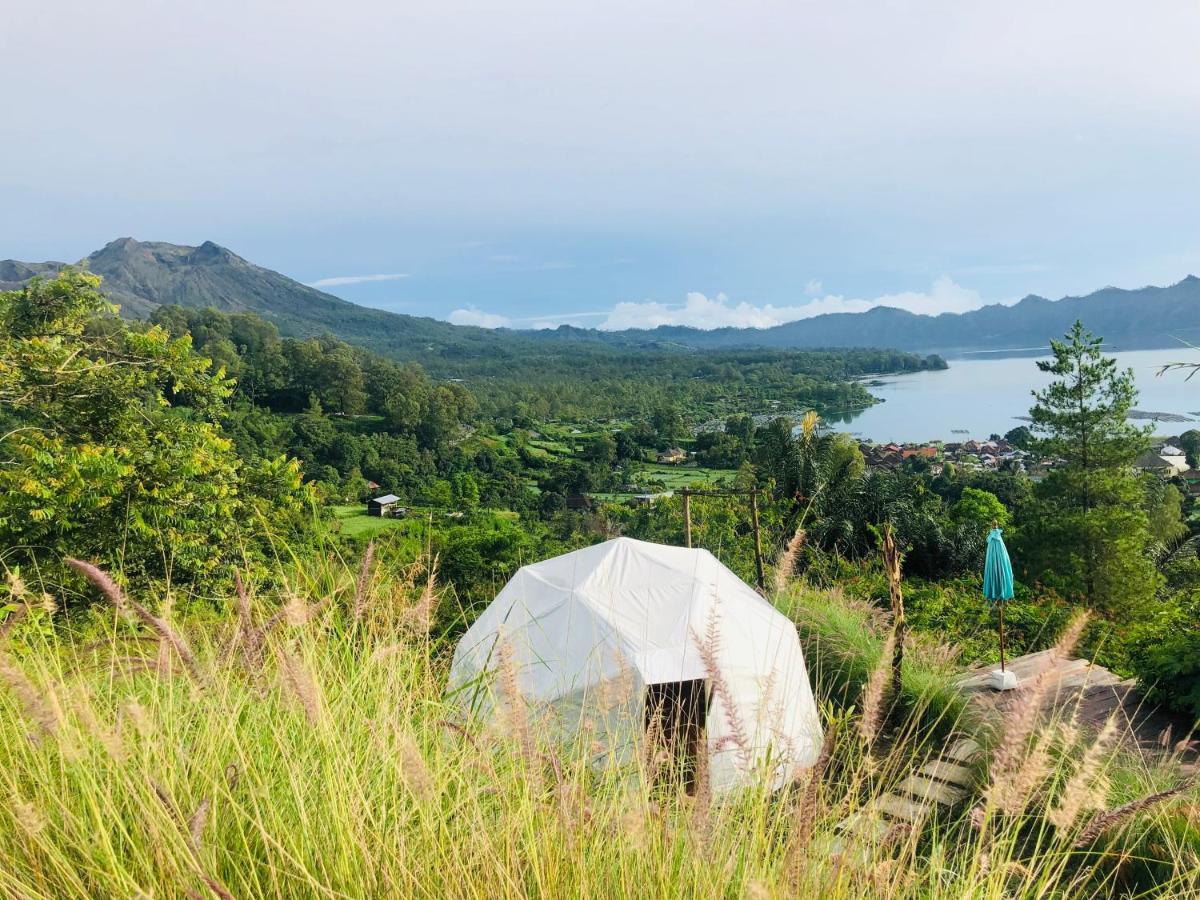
[3,1,1199,331]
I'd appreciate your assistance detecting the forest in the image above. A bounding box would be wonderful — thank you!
[1,271,1197,898]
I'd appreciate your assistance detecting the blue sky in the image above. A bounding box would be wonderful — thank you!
[3,1,1199,330]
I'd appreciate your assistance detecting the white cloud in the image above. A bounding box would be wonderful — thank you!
[804,279,823,296]
[308,273,409,287]
[598,277,987,331]
[449,306,512,328]
[441,278,993,332]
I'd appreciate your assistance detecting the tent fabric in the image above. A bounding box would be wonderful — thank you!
[448,536,824,792]
[983,527,1015,602]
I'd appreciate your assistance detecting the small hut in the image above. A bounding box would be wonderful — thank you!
[367,494,402,517]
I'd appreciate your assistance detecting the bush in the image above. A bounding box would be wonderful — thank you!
[1127,591,1200,720]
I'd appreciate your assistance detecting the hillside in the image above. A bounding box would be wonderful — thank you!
[5,238,1200,355]
[0,238,506,358]
[525,277,1200,353]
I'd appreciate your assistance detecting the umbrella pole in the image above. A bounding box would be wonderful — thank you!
[998,602,1006,673]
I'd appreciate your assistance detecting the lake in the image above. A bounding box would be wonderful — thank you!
[829,348,1200,443]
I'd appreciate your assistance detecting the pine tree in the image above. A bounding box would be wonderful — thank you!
[1016,321,1159,616]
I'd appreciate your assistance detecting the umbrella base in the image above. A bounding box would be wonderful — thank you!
[988,668,1019,691]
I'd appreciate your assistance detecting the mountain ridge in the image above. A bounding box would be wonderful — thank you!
[4,237,1199,355]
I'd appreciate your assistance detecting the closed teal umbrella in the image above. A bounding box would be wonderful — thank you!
[983,526,1015,671]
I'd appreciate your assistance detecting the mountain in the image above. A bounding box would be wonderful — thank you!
[5,237,1200,355]
[0,238,505,358]
[518,277,1200,354]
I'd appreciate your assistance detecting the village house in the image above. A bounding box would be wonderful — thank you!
[1180,469,1200,497]
[628,490,674,506]
[1135,447,1189,477]
[657,447,687,465]
[367,494,404,517]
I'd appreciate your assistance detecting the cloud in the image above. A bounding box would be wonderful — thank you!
[440,278,992,332]
[307,273,409,288]
[804,279,823,296]
[449,306,512,328]
[597,277,987,331]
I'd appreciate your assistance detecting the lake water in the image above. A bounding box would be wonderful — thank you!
[829,348,1200,443]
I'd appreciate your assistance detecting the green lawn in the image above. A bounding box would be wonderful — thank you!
[639,464,737,489]
[330,504,408,539]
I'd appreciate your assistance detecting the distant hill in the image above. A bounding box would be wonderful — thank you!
[5,237,1199,355]
[0,238,507,359]
[520,277,1200,354]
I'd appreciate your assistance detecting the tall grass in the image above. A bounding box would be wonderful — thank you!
[0,556,1196,898]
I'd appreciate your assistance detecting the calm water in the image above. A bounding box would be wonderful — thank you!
[830,348,1200,443]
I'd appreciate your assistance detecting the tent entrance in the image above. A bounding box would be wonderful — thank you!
[643,679,710,792]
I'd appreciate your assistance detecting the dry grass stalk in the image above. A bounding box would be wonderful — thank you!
[352,540,376,624]
[66,559,203,684]
[1073,776,1197,848]
[1048,715,1118,832]
[789,718,836,858]
[881,524,906,708]
[11,793,46,836]
[277,644,325,725]
[404,556,438,637]
[858,631,895,748]
[121,699,152,739]
[281,593,310,628]
[188,797,211,855]
[689,739,713,848]
[396,732,434,803]
[495,635,540,785]
[229,571,266,673]
[68,686,124,761]
[691,603,752,771]
[772,529,806,594]
[369,643,406,664]
[0,603,29,642]
[640,711,668,788]
[0,648,63,741]
[986,612,1088,814]
[200,875,234,900]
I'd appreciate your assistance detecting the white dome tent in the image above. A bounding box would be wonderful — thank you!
[447,537,823,793]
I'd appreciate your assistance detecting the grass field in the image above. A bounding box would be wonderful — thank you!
[2,555,1194,898]
[639,464,738,489]
[330,504,407,539]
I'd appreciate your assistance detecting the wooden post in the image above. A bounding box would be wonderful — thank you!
[998,602,1007,672]
[682,488,692,548]
[749,490,765,592]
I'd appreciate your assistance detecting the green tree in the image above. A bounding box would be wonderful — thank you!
[1015,321,1157,615]
[950,487,1009,532]
[1004,425,1033,450]
[0,271,312,591]
[582,433,616,467]
[1177,429,1200,468]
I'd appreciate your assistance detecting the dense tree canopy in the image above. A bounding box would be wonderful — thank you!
[0,272,312,592]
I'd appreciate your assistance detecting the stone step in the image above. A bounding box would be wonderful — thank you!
[895,774,967,807]
[919,759,975,787]
[1056,668,1124,691]
[944,738,982,763]
[875,793,932,825]
[837,810,891,842]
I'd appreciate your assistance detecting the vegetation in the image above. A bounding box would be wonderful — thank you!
[0,272,312,592]
[1014,322,1157,618]
[0,553,1195,899]
[1,273,1197,895]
